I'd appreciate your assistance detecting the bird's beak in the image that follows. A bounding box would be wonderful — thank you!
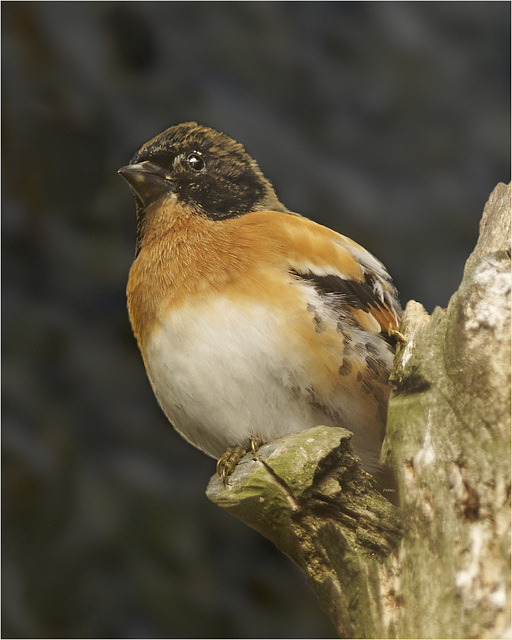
[118,161,173,206]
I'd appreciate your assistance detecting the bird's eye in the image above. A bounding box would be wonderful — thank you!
[186,153,205,172]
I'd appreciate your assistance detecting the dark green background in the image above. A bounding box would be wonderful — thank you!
[2,2,510,638]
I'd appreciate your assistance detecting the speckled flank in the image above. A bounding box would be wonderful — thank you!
[307,303,326,333]
[338,359,353,376]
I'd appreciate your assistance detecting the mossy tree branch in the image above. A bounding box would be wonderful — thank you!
[207,183,511,639]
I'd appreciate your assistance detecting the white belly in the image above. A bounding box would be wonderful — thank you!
[145,298,325,458]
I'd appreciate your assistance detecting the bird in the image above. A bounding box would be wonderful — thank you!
[119,122,401,493]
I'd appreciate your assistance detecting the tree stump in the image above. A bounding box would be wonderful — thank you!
[207,183,511,639]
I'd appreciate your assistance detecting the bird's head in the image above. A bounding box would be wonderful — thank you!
[119,122,287,255]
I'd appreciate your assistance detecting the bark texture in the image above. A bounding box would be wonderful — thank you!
[207,183,511,638]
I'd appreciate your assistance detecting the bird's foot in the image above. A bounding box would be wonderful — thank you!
[216,437,264,483]
[216,447,247,483]
[388,323,406,343]
[249,436,263,454]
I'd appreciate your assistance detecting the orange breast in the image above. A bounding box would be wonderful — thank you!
[128,202,278,347]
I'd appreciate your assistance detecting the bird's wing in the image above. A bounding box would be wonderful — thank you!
[263,210,402,334]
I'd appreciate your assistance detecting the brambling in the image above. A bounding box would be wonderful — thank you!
[119,122,401,488]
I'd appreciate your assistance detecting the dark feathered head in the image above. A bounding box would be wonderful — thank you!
[119,122,287,255]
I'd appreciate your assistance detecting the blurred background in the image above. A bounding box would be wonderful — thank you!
[2,2,510,638]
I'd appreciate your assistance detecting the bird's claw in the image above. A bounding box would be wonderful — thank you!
[388,323,406,343]
[216,437,264,483]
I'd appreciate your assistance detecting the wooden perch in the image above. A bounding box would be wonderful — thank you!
[208,426,402,637]
[207,183,511,639]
